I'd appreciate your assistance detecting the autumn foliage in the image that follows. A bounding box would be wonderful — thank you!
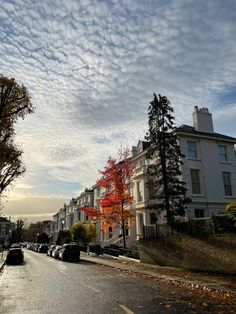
[82,147,135,248]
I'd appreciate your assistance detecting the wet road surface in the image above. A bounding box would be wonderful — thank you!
[0,250,235,313]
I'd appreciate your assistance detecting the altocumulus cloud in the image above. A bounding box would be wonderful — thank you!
[0,0,236,208]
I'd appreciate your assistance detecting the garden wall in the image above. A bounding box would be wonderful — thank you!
[139,234,236,274]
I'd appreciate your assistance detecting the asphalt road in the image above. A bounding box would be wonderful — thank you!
[0,250,235,313]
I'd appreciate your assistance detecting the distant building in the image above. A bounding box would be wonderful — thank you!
[27,220,52,242]
[50,189,95,243]
[0,217,13,247]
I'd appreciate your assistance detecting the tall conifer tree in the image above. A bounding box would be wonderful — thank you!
[145,93,189,226]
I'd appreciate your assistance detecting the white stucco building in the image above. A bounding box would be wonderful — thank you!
[130,106,236,243]
[178,106,236,218]
[50,106,236,248]
[50,189,95,243]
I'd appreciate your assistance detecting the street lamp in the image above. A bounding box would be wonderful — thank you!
[62,219,65,230]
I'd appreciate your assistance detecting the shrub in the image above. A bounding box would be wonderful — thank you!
[226,202,236,224]
[71,222,97,245]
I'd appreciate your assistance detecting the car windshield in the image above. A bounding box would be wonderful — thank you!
[64,245,79,250]
[10,249,22,254]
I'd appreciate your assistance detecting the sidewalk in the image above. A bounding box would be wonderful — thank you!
[81,252,236,295]
[0,250,6,271]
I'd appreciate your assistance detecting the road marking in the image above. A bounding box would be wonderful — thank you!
[60,270,100,293]
[119,304,135,314]
[79,281,101,293]
[60,270,71,279]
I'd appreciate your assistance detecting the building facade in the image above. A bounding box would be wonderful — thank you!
[49,106,236,247]
[129,107,236,243]
[50,188,95,244]
[0,217,13,247]
[178,106,236,218]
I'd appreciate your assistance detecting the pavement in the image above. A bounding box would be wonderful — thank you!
[0,250,6,271]
[81,252,236,295]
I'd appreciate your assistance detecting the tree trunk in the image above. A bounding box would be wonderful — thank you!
[122,220,126,249]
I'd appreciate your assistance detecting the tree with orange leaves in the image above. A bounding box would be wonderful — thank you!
[83,147,135,248]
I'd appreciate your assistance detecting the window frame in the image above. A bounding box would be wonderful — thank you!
[222,172,232,196]
[218,145,227,162]
[137,181,143,202]
[190,169,201,194]
[187,141,197,160]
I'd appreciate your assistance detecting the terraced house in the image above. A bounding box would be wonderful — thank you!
[50,106,236,248]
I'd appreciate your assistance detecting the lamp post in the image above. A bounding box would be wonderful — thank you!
[62,219,65,230]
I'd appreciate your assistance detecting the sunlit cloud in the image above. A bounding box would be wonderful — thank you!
[1,0,236,221]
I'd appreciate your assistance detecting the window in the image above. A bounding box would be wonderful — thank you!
[137,181,143,202]
[222,172,232,196]
[108,226,112,239]
[150,212,157,224]
[190,169,201,194]
[194,209,205,218]
[218,145,227,162]
[187,141,197,159]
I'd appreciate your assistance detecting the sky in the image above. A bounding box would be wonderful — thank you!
[1,0,236,223]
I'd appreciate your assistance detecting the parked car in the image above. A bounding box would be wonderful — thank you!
[52,246,62,259]
[6,248,24,265]
[27,243,32,250]
[33,244,40,252]
[59,244,80,262]
[10,243,21,248]
[47,245,56,257]
[38,244,48,253]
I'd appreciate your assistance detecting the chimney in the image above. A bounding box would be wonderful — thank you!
[192,106,214,133]
[131,146,138,157]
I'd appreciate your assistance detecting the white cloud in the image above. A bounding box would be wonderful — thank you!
[1,0,236,218]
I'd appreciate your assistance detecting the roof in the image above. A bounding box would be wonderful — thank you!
[177,125,236,143]
[0,217,11,223]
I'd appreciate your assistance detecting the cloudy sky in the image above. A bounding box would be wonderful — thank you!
[1,0,236,222]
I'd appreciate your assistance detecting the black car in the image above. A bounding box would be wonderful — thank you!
[52,245,62,259]
[59,244,80,262]
[6,248,24,265]
[38,244,48,253]
[47,245,56,257]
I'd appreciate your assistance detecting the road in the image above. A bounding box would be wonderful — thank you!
[0,250,235,313]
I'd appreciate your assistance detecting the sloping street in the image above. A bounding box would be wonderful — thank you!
[1,250,236,313]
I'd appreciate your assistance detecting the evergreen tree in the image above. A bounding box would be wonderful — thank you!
[145,93,189,226]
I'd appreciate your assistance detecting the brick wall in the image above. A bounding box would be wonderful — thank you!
[139,234,236,274]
